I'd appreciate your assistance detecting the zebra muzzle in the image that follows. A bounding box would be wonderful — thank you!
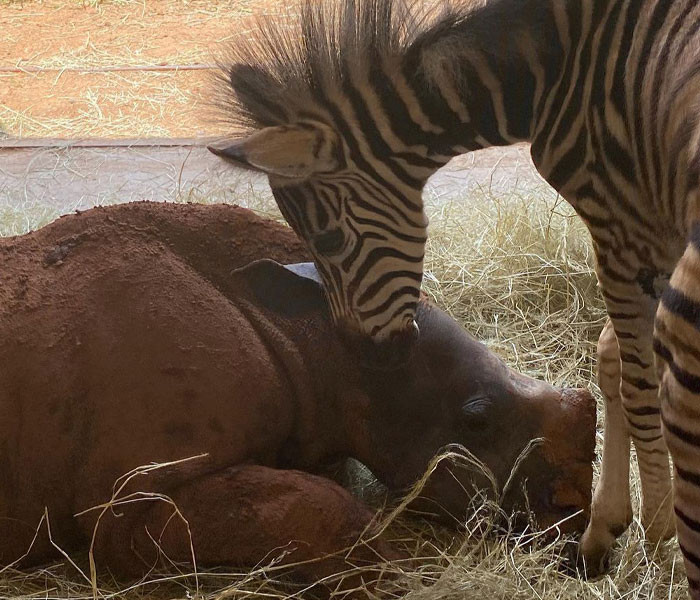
[338,319,420,371]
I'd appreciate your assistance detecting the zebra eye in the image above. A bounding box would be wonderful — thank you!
[313,228,344,256]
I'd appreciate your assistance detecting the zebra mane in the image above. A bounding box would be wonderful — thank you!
[213,0,477,133]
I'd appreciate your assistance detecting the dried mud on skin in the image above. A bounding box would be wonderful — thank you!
[0,202,397,597]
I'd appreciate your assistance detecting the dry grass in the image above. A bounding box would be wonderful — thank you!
[0,191,689,599]
[0,71,205,138]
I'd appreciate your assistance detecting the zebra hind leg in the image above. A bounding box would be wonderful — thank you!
[655,228,700,599]
[579,320,633,576]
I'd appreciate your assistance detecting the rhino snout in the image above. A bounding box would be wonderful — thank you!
[544,387,597,466]
[519,386,597,534]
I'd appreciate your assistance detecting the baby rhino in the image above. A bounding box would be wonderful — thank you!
[0,202,595,587]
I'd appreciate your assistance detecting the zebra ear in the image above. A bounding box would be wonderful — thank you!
[207,124,340,179]
[232,259,326,317]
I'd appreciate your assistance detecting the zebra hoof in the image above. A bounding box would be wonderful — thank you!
[574,540,611,580]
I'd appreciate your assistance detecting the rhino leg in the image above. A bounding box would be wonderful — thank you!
[90,465,397,595]
[579,320,633,576]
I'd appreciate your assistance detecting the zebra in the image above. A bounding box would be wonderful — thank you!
[208,0,700,594]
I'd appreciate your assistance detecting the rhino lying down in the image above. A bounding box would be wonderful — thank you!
[0,202,595,584]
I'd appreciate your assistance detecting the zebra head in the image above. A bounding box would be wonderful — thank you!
[208,0,494,365]
[209,122,432,367]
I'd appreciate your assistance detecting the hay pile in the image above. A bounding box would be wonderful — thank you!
[0,194,688,599]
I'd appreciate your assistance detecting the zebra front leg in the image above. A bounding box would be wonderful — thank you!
[579,320,633,575]
[581,280,674,570]
[616,334,675,547]
[605,292,675,545]
[655,233,700,598]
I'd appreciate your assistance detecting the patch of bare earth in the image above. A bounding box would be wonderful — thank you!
[0,0,290,137]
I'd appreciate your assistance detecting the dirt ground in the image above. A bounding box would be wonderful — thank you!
[0,0,288,137]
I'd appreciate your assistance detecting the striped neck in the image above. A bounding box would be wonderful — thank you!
[396,0,568,160]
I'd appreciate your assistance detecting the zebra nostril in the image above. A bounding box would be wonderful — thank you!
[391,319,420,346]
[336,317,418,370]
[406,319,420,343]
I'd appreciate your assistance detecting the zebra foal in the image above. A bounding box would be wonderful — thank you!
[209,0,700,594]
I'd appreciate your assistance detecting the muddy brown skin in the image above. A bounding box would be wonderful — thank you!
[0,202,595,580]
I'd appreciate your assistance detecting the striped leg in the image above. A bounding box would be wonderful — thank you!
[619,335,675,548]
[655,231,700,599]
[580,320,633,574]
[581,281,675,571]
[613,321,675,545]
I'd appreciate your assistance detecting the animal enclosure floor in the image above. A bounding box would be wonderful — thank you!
[0,0,287,137]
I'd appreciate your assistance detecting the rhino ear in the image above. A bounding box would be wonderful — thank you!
[283,262,323,285]
[207,124,341,179]
[233,259,326,316]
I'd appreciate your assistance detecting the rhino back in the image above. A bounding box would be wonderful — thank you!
[0,204,311,561]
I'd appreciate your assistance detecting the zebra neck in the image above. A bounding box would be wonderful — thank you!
[403,0,569,159]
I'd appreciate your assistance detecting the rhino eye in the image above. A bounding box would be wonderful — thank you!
[460,396,492,427]
[313,228,344,256]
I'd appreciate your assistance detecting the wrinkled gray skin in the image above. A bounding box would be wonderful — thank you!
[0,209,594,567]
